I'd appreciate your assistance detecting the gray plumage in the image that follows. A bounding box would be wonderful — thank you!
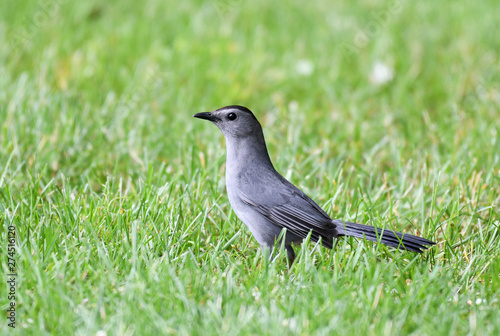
[194,105,435,262]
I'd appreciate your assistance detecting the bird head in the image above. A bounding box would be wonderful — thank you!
[193,105,262,139]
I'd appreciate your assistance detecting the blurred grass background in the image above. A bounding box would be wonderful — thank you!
[1,0,499,335]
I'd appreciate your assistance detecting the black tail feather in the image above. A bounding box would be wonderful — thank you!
[334,220,435,253]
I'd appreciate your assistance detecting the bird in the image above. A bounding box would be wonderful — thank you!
[194,105,435,263]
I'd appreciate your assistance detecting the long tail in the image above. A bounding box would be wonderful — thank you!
[334,220,435,253]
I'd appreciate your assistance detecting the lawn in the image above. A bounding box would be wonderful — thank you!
[1,0,499,335]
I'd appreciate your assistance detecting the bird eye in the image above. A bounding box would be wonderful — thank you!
[227,112,237,120]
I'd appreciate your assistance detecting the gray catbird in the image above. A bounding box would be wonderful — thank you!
[194,105,435,262]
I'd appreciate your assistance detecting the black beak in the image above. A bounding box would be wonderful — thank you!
[193,112,220,122]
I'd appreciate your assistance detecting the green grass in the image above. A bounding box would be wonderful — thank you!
[1,0,500,334]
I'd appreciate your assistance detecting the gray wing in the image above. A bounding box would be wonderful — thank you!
[237,177,338,248]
